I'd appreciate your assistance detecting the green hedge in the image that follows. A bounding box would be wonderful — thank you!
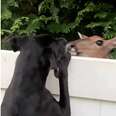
[1,0,116,58]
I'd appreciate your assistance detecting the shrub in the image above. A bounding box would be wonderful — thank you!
[1,0,116,58]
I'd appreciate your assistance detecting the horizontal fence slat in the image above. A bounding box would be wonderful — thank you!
[1,50,116,102]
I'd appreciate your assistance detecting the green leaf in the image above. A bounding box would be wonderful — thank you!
[47,22,71,33]
[1,8,12,20]
[26,18,42,34]
[1,0,18,20]
[1,29,12,36]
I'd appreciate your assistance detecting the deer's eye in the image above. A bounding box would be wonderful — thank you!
[96,40,104,46]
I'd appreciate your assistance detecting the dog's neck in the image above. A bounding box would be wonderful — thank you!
[11,51,50,93]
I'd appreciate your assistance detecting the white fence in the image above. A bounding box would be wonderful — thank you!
[1,50,116,116]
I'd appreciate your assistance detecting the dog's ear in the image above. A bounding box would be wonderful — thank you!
[49,38,70,78]
[8,35,27,52]
[57,53,70,78]
[50,50,70,78]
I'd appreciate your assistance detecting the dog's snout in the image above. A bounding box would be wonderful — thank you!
[66,43,73,52]
[66,42,77,56]
[66,42,75,50]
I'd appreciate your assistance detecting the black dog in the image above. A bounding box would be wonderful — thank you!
[1,34,71,116]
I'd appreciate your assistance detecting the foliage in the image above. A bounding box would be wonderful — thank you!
[1,0,116,58]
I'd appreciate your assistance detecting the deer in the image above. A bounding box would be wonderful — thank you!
[67,32,116,58]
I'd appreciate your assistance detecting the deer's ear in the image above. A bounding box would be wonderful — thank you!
[78,32,88,40]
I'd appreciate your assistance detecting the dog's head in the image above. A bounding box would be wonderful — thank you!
[8,34,71,78]
[48,37,71,78]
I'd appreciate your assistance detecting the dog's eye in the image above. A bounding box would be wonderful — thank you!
[96,40,104,46]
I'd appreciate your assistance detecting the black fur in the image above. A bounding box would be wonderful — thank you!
[1,34,71,116]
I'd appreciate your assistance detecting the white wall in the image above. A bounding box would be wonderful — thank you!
[1,50,116,116]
